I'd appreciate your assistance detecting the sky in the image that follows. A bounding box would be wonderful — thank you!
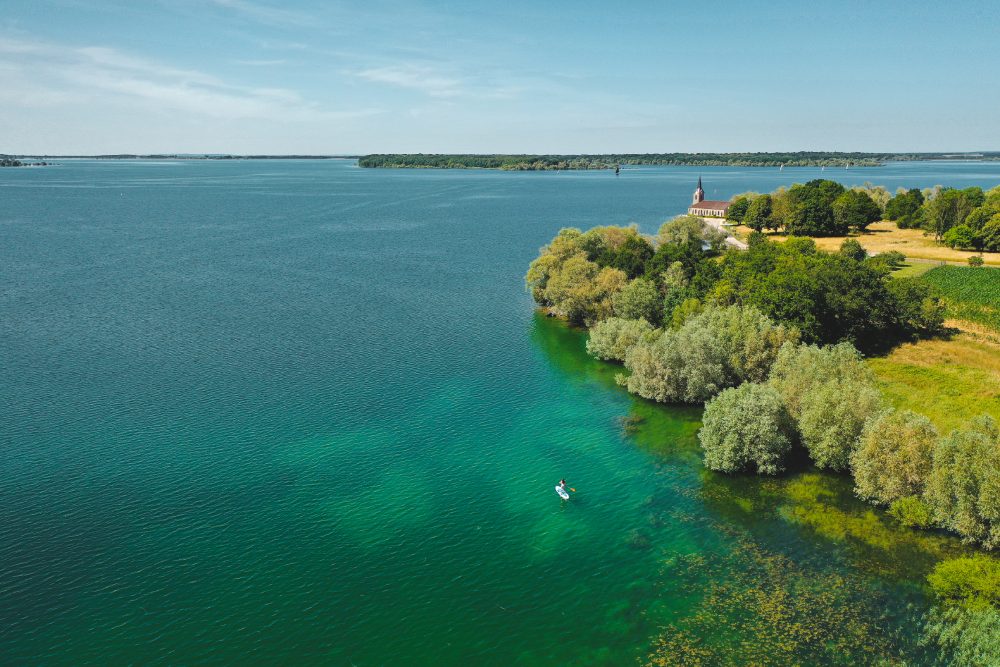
[1,0,998,154]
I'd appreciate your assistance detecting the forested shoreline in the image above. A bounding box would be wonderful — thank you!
[526,213,1000,660]
[727,179,1000,252]
[359,152,1000,170]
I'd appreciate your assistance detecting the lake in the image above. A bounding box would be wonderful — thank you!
[3,159,1000,664]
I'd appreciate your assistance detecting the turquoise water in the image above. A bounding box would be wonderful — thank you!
[2,160,1000,665]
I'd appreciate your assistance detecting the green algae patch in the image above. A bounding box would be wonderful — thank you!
[645,537,912,665]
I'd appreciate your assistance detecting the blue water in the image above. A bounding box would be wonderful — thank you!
[2,159,998,665]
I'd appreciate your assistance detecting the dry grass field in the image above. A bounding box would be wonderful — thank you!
[730,220,1000,266]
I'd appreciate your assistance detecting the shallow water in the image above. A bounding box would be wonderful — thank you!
[2,159,999,664]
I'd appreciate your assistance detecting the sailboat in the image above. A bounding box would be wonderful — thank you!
[779,164,784,171]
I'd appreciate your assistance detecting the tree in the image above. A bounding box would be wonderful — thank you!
[977,214,1000,252]
[942,224,977,250]
[832,190,881,232]
[699,382,794,475]
[598,233,654,279]
[586,317,656,362]
[923,189,977,240]
[839,238,867,261]
[851,409,938,506]
[657,215,727,252]
[797,377,883,471]
[784,179,847,236]
[926,416,1000,548]
[544,255,627,325]
[885,188,924,221]
[727,195,752,223]
[622,305,798,404]
[767,342,872,419]
[743,194,773,232]
[613,278,662,324]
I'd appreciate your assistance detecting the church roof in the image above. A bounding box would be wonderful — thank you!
[689,200,729,210]
[697,176,703,190]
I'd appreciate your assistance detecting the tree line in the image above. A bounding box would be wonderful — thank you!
[727,180,1000,251]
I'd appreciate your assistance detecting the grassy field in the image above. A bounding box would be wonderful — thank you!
[868,265,1000,433]
[732,220,1000,266]
[869,334,1000,434]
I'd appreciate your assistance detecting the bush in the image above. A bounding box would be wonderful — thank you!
[851,409,938,506]
[969,255,985,267]
[768,342,873,420]
[622,305,798,403]
[797,378,883,471]
[927,555,1000,609]
[612,278,662,324]
[699,383,794,474]
[922,606,1000,665]
[888,496,934,529]
[926,416,1000,548]
[586,318,656,362]
[839,238,866,261]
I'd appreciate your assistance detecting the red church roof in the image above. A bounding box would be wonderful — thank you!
[690,200,729,210]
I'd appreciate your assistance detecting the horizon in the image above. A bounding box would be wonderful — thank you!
[2,1,998,154]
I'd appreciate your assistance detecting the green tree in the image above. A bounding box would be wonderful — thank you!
[586,317,656,362]
[926,416,1000,548]
[851,409,938,506]
[797,377,883,471]
[922,189,977,240]
[727,195,751,223]
[767,342,872,419]
[622,305,798,404]
[657,214,727,252]
[699,382,794,475]
[942,224,977,249]
[612,278,662,324]
[927,555,1000,608]
[743,194,773,232]
[839,238,867,261]
[885,188,924,221]
[832,190,882,232]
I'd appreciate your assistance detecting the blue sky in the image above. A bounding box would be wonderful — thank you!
[1,0,997,154]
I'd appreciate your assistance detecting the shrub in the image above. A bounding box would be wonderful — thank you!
[768,342,873,420]
[612,278,662,324]
[699,383,794,475]
[586,318,656,362]
[922,606,1000,665]
[851,409,938,506]
[927,555,1000,609]
[839,238,866,261]
[797,378,883,471]
[888,496,934,529]
[926,416,1000,548]
[969,255,985,267]
[622,305,798,404]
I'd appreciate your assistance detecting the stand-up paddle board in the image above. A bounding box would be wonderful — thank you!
[556,485,570,500]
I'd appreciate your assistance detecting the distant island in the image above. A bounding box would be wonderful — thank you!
[359,152,1000,170]
[0,156,48,167]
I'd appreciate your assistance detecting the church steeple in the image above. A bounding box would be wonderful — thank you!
[692,176,705,205]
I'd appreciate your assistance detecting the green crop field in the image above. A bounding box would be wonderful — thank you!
[921,266,1000,332]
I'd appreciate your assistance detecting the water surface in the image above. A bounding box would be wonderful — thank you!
[2,159,999,664]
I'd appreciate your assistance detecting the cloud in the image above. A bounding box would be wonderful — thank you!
[0,37,377,123]
[208,0,314,27]
[353,64,464,98]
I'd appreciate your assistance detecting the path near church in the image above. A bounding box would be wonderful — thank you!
[701,216,748,250]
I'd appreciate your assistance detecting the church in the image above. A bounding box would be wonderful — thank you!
[687,177,730,218]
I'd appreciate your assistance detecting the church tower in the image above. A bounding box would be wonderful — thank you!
[692,176,705,205]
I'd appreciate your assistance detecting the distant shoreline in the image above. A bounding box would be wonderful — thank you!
[358,152,1000,171]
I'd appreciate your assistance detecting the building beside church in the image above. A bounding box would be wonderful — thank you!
[687,177,730,218]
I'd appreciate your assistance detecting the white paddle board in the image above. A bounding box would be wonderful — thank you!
[555,485,570,500]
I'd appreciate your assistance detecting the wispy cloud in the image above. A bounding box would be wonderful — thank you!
[0,37,378,123]
[209,0,315,27]
[353,64,465,98]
